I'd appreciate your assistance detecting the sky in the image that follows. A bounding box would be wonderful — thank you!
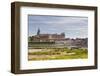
[28,15,88,38]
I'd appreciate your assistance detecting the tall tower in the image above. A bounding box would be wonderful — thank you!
[37,28,40,35]
[61,32,65,38]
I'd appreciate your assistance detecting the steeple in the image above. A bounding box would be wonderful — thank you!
[37,28,40,35]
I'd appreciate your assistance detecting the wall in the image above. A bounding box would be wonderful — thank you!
[0,0,100,76]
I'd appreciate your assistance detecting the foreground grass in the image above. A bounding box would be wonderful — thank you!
[28,48,88,61]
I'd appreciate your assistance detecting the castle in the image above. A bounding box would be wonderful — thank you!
[28,28,88,48]
[29,28,67,43]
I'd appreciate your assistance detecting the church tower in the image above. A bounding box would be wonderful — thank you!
[37,28,40,35]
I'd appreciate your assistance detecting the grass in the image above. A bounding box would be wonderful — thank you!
[28,48,88,61]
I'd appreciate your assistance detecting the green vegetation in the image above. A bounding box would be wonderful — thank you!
[28,48,88,61]
[28,42,55,48]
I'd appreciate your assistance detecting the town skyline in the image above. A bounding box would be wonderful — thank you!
[28,15,88,38]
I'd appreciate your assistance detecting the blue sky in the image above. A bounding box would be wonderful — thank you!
[28,15,88,38]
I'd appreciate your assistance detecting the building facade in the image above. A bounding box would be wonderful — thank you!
[28,28,88,48]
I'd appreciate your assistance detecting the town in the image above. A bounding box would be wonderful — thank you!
[28,28,88,50]
[28,28,88,60]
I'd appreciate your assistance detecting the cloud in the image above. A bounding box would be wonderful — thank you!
[28,15,88,38]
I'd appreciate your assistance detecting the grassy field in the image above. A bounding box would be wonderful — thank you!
[28,48,88,61]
